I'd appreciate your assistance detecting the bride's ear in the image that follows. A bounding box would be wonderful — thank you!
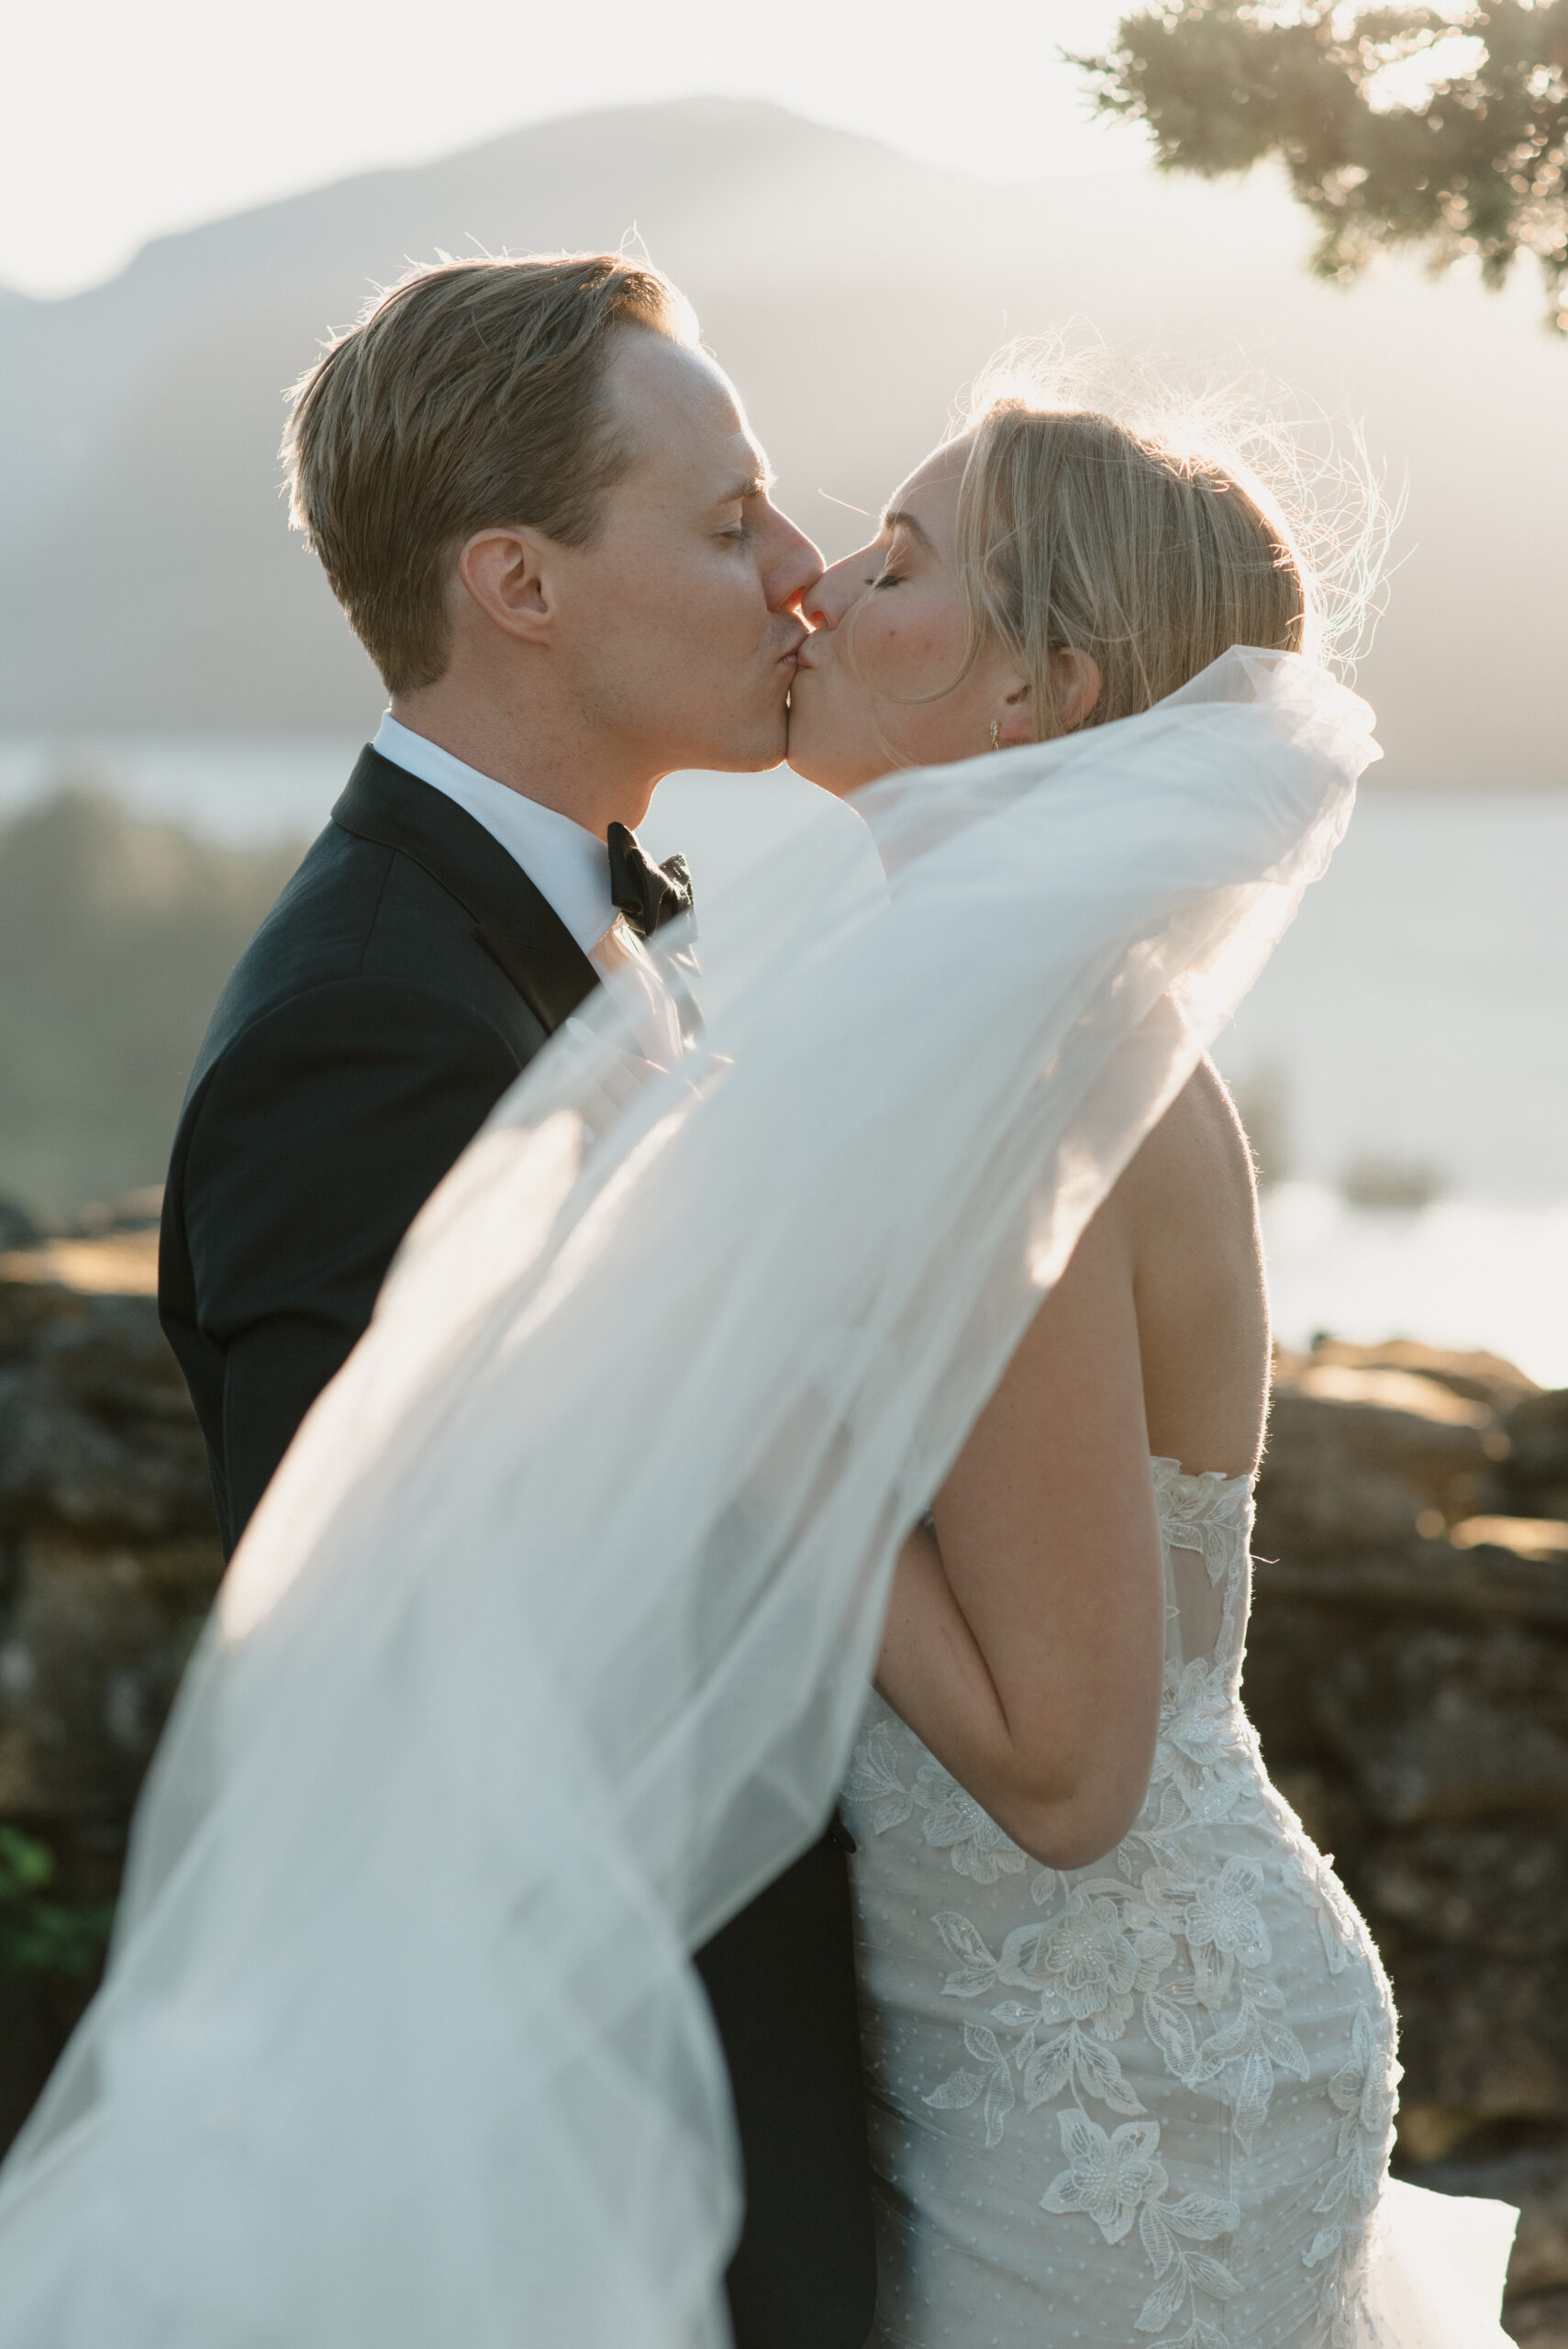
[993,674,1035,750]
[1051,648,1103,734]
[993,648,1102,748]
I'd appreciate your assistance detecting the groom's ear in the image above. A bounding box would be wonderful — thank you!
[455,527,556,647]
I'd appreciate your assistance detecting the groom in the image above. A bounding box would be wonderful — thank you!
[159,256,875,2348]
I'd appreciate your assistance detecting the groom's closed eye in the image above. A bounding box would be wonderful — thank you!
[714,469,773,539]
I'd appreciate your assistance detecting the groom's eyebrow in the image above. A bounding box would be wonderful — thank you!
[882,507,933,551]
[721,464,773,503]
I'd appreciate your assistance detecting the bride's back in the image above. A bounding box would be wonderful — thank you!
[1118,1057,1270,1484]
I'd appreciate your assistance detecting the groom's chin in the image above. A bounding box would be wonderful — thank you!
[714,706,791,774]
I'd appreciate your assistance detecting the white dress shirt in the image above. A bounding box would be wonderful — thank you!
[373,713,683,1067]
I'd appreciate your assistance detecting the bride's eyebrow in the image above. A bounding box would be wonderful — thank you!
[881,507,933,551]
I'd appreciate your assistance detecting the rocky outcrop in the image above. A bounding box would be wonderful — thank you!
[1509,1388,1568,1524]
[0,1234,222,2142]
[1251,1338,1568,2343]
[1,1254,1564,2336]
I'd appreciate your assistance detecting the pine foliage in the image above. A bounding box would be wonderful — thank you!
[1075,4,1568,328]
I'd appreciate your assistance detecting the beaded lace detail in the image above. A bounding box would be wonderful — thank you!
[843,1461,1399,2349]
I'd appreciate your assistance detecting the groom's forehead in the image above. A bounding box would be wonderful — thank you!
[606,330,765,486]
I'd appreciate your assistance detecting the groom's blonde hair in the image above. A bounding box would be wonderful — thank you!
[283,255,695,693]
[951,350,1329,738]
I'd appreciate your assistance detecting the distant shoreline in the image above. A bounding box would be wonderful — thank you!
[1,740,1565,802]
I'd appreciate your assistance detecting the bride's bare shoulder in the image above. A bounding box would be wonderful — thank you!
[1115,1056,1259,1233]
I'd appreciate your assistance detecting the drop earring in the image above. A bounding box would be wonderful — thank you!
[989,718,1001,751]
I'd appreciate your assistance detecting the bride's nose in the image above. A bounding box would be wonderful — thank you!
[802,546,873,631]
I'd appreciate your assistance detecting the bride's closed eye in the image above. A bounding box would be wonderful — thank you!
[871,521,922,588]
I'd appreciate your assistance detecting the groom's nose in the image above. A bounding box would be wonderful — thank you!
[762,507,823,615]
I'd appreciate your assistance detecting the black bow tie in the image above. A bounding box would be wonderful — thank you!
[607,822,695,940]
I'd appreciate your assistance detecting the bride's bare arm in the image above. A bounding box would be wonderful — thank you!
[873,1190,1164,1870]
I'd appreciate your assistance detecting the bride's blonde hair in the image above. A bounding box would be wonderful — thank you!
[948,345,1380,738]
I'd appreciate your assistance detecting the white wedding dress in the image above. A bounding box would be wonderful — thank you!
[0,653,1514,2347]
[846,1462,1519,2348]
[849,1464,1395,2349]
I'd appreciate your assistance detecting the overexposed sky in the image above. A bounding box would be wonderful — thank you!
[6,0,1144,299]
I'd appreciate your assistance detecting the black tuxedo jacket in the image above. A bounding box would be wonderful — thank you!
[160,749,876,2348]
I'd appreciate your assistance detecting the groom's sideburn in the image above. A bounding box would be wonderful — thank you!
[160,749,877,2348]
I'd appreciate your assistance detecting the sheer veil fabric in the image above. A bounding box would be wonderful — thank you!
[0,651,1385,2346]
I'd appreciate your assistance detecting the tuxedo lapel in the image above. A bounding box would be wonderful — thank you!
[332,749,599,1033]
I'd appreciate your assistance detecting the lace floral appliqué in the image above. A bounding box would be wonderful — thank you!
[844,1718,1059,1902]
[842,1462,1398,2349]
[1305,2007,1402,2348]
[1042,2110,1242,2348]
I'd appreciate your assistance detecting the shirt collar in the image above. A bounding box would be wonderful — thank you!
[373,713,616,955]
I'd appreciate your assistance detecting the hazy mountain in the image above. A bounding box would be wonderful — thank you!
[2,96,1563,781]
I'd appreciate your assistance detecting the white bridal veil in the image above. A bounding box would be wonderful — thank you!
[0,651,1379,2346]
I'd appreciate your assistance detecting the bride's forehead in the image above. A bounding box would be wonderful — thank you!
[886,439,972,526]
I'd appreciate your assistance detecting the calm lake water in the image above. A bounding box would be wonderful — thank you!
[5,739,1565,1384]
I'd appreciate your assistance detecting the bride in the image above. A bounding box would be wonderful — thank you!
[784,382,1444,2349]
[0,362,1513,2349]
